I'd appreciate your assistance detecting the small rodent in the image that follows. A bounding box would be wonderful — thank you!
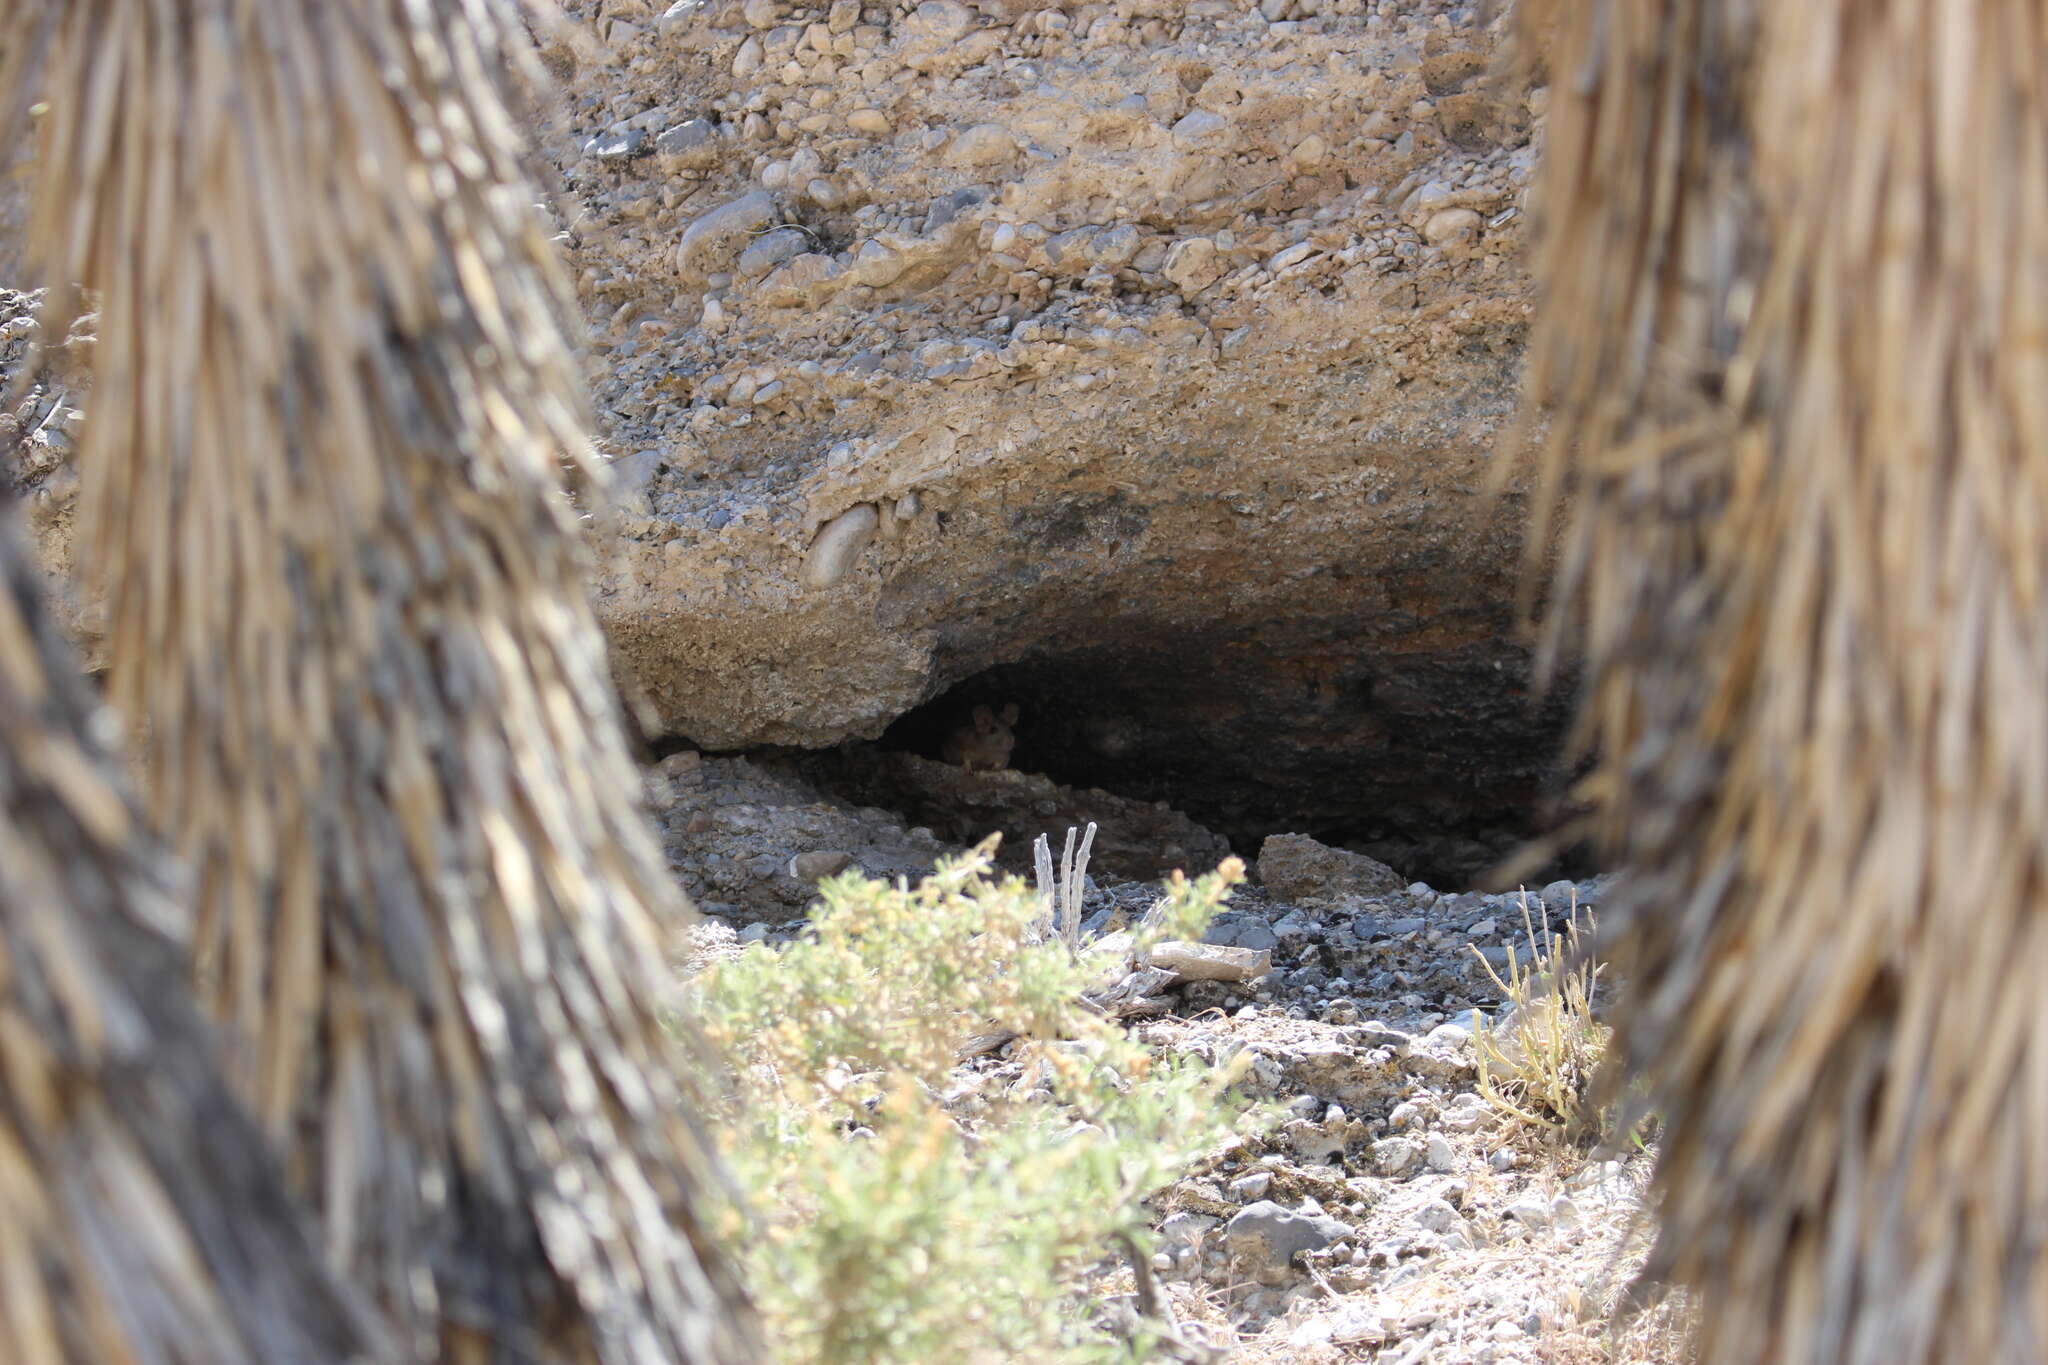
[941,702,1018,772]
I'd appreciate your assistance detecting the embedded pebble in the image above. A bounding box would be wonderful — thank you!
[798,504,881,589]
[675,192,778,279]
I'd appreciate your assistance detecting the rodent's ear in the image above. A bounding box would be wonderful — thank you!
[1000,703,1019,725]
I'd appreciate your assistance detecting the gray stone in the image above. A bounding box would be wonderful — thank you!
[675,192,778,279]
[924,185,991,234]
[1204,915,1280,952]
[655,118,717,158]
[584,127,649,160]
[1224,1200,1349,1283]
[736,226,812,280]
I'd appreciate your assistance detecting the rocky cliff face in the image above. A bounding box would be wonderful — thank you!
[550,0,1559,879]
[4,0,1565,883]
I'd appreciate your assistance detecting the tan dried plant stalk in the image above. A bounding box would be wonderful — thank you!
[1,2,757,1361]
[1519,2,2048,1361]
[0,484,393,1365]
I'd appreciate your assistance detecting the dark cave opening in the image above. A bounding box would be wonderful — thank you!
[798,634,1594,891]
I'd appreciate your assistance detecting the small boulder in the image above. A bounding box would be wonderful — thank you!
[947,123,1016,166]
[736,226,812,280]
[1224,1200,1349,1284]
[1170,109,1231,146]
[583,127,649,161]
[1162,237,1223,292]
[655,118,717,160]
[1257,833,1404,901]
[675,191,778,280]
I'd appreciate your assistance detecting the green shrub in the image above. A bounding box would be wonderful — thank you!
[691,840,1250,1365]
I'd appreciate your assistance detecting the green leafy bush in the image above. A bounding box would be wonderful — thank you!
[691,840,1250,1364]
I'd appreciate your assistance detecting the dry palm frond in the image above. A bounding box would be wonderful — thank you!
[1,2,756,1360]
[1519,2,2048,1362]
[0,485,392,1365]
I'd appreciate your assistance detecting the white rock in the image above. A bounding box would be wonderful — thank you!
[1229,1170,1274,1201]
[1414,179,1457,211]
[1412,1198,1463,1234]
[799,504,881,589]
[850,239,908,287]
[1171,109,1230,145]
[1425,1133,1457,1171]
[948,123,1016,166]
[1268,241,1315,271]
[1163,237,1223,292]
[1423,207,1482,246]
[1371,1135,1423,1176]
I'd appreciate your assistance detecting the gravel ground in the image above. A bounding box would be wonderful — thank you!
[658,750,1687,1363]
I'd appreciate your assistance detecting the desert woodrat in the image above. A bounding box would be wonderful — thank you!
[943,702,1020,772]
[1520,1,2048,1361]
[1,1,755,1361]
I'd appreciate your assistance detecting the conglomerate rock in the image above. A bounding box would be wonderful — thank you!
[550,0,1556,879]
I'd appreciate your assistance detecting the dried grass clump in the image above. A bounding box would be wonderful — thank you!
[1519,2,2048,1361]
[1471,892,1627,1145]
[0,489,390,1365]
[1,2,755,1360]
